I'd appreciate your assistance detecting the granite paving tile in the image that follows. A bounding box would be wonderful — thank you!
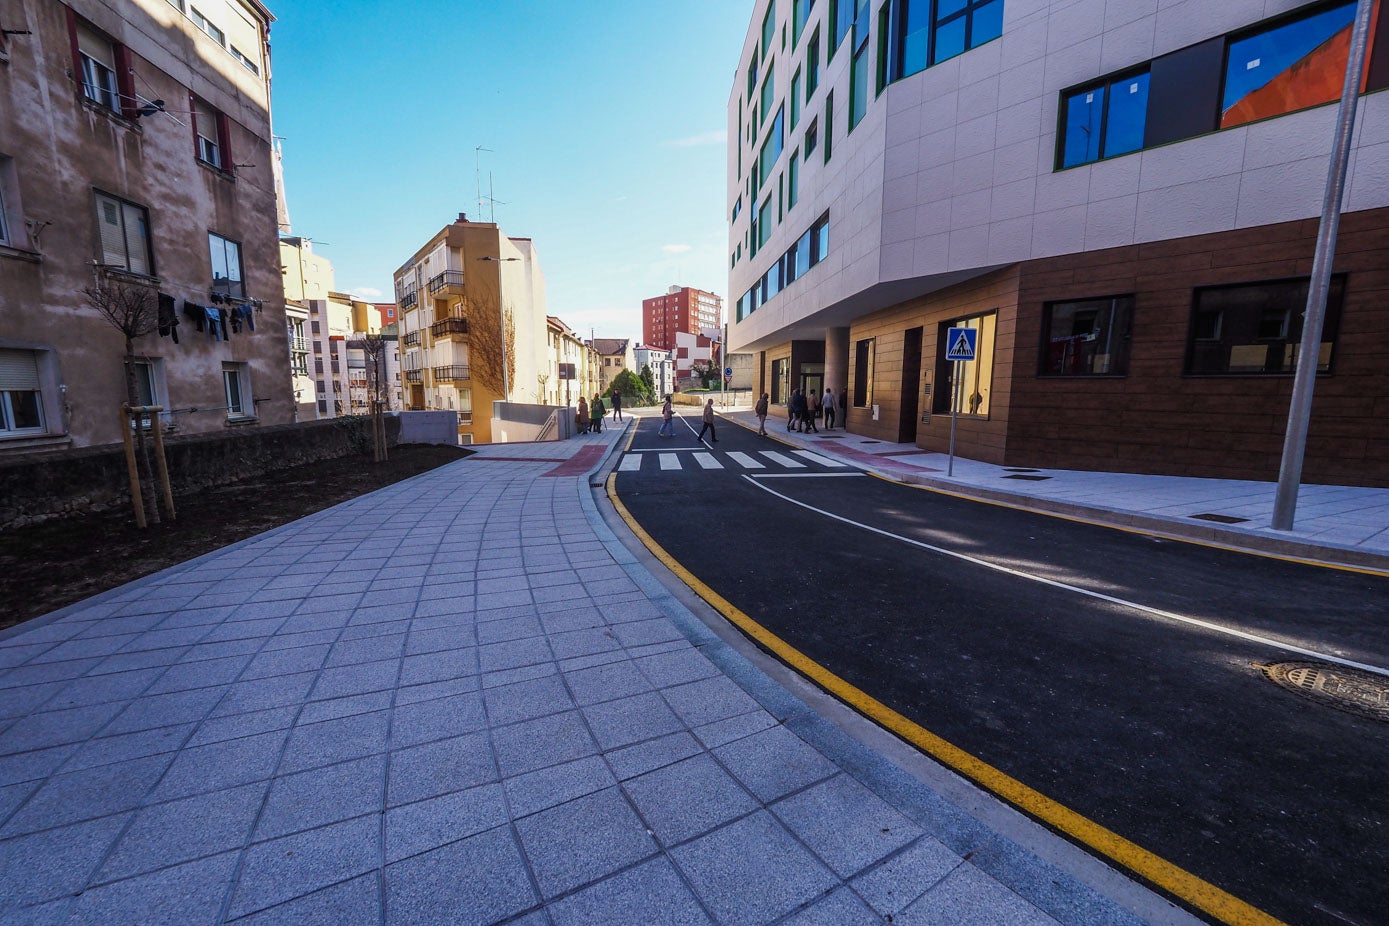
[482,673,574,726]
[227,815,381,920]
[394,675,479,707]
[606,731,706,782]
[98,781,267,881]
[384,781,508,864]
[325,634,406,669]
[661,676,764,729]
[548,856,713,926]
[240,646,331,681]
[211,672,318,718]
[894,862,1061,925]
[0,660,103,693]
[383,825,535,926]
[514,787,657,899]
[713,726,838,804]
[65,851,239,926]
[635,647,722,688]
[850,837,966,917]
[581,692,686,752]
[386,732,496,807]
[228,872,380,926]
[256,754,386,841]
[186,707,297,748]
[477,637,553,674]
[547,627,623,661]
[771,773,923,878]
[100,687,222,736]
[56,722,193,773]
[0,683,65,722]
[0,702,127,755]
[476,614,545,645]
[624,753,759,847]
[0,813,130,911]
[670,811,838,926]
[296,691,393,725]
[491,711,599,779]
[390,692,487,748]
[278,710,391,775]
[0,746,75,789]
[692,710,779,750]
[150,728,288,801]
[143,655,252,695]
[777,886,883,925]
[308,660,400,702]
[562,659,653,706]
[503,754,616,820]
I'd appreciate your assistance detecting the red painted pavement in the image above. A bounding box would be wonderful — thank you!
[542,444,606,477]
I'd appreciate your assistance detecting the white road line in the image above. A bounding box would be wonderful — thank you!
[760,451,806,469]
[727,452,765,469]
[793,450,848,468]
[627,448,702,453]
[694,453,723,470]
[752,473,866,478]
[745,476,1389,678]
[659,453,682,471]
[618,455,643,472]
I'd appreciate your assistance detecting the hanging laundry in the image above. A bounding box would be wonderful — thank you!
[218,308,230,339]
[184,301,207,332]
[205,306,225,341]
[238,303,256,332]
[157,293,180,344]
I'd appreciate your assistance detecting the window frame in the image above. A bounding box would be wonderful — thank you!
[71,17,129,116]
[823,90,834,163]
[1183,275,1346,376]
[93,191,154,276]
[222,362,251,418]
[853,337,875,407]
[0,348,47,437]
[934,311,998,417]
[1038,294,1135,377]
[209,231,245,298]
[1056,67,1151,170]
[191,96,233,171]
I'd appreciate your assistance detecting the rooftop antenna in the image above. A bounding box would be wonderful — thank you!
[486,172,508,224]
[474,146,492,221]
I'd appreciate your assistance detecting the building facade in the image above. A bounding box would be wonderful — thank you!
[642,285,724,352]
[546,316,601,407]
[673,329,720,388]
[729,0,1389,486]
[589,338,634,393]
[393,214,550,444]
[1,0,292,451]
[634,344,675,397]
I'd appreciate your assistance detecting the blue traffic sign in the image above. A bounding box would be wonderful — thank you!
[945,327,977,361]
[724,367,733,377]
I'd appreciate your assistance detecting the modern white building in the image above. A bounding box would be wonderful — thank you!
[728,0,1389,486]
[634,344,675,397]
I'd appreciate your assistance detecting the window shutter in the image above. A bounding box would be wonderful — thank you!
[0,350,41,391]
[218,112,233,172]
[65,8,83,96]
[121,203,150,275]
[76,22,115,69]
[96,194,127,267]
[113,44,136,119]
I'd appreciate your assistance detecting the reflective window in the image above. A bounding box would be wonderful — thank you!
[791,70,802,127]
[831,0,854,54]
[1060,71,1149,168]
[760,65,776,128]
[805,117,818,156]
[1040,296,1134,376]
[758,106,786,186]
[1222,1,1356,128]
[788,151,800,209]
[892,0,1004,78]
[209,233,244,297]
[757,195,774,248]
[762,1,777,60]
[850,42,870,129]
[807,28,820,95]
[793,0,814,46]
[934,313,997,416]
[1186,277,1344,375]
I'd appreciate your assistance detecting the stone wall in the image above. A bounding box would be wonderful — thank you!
[0,416,401,530]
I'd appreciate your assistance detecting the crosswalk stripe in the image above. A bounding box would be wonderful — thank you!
[726,452,764,469]
[659,453,682,471]
[693,453,723,470]
[759,451,805,468]
[793,450,847,468]
[619,455,643,472]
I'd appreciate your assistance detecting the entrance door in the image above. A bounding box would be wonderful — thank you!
[800,363,824,406]
[899,327,923,442]
[410,384,425,410]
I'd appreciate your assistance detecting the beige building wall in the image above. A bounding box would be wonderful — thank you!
[279,237,334,305]
[0,0,291,451]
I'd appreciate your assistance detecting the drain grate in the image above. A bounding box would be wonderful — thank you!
[1003,474,1052,481]
[1004,467,1040,473]
[1262,662,1389,722]
[861,441,881,445]
[1190,513,1251,524]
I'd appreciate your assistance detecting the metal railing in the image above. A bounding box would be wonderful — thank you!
[432,364,470,382]
[402,330,421,347]
[398,289,418,309]
[428,270,465,293]
[430,317,469,338]
[404,370,423,383]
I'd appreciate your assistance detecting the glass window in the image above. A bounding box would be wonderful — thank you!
[191,7,225,44]
[789,151,800,209]
[894,0,1004,75]
[796,228,813,277]
[1040,296,1134,376]
[824,90,834,163]
[209,233,244,297]
[807,28,820,95]
[1186,276,1344,375]
[762,2,777,60]
[758,106,786,186]
[757,196,774,248]
[850,43,870,129]
[747,57,759,102]
[897,0,930,79]
[223,363,247,416]
[76,22,120,111]
[0,349,45,435]
[1222,1,1356,129]
[1060,71,1149,168]
[772,358,790,404]
[760,66,776,128]
[0,179,8,246]
[791,70,802,127]
[805,117,819,156]
[812,213,830,263]
[935,314,997,415]
[95,192,152,275]
[853,338,875,407]
[193,98,222,168]
[793,0,814,47]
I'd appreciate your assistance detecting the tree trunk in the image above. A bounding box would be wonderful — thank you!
[123,343,161,526]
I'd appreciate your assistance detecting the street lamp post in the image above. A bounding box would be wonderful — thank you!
[477,256,519,401]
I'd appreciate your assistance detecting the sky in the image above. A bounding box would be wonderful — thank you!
[268,0,752,339]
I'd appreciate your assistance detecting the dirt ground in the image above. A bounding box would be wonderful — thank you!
[0,444,472,632]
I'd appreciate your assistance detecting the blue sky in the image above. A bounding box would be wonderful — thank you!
[268,0,751,339]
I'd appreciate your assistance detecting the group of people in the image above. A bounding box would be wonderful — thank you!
[785,387,842,433]
[575,390,623,435]
[655,394,718,443]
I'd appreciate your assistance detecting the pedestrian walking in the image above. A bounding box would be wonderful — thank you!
[611,391,623,421]
[696,398,718,443]
[754,392,769,436]
[658,394,675,437]
[823,388,836,430]
[789,389,805,431]
[806,388,820,433]
[577,396,589,434]
[590,394,605,433]
[838,388,847,429]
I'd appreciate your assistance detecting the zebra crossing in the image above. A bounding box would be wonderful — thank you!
[618,448,853,474]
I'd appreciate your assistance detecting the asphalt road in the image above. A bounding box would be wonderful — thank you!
[612,410,1389,926]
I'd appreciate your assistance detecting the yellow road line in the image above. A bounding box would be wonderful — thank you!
[605,470,1288,926]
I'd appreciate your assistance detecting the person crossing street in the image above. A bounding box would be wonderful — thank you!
[697,398,718,443]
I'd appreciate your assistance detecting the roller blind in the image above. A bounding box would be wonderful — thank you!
[0,350,40,391]
[76,22,114,69]
[96,194,127,267]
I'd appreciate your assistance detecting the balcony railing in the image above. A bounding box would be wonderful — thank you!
[430,316,469,339]
[398,289,418,310]
[402,330,421,347]
[405,370,423,383]
[432,364,470,382]
[428,270,465,294]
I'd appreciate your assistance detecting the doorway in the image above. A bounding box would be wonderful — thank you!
[799,363,824,405]
[899,327,923,442]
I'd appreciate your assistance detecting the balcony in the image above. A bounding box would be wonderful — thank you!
[428,270,465,295]
[402,330,421,347]
[430,316,469,340]
[398,289,418,310]
[432,364,470,382]
[405,369,423,384]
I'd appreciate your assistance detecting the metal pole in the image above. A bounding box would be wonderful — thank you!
[1272,0,1374,531]
[947,360,960,477]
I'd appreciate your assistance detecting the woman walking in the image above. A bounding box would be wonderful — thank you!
[754,392,769,436]
[805,388,820,433]
[590,394,605,433]
[788,389,804,432]
[658,394,675,437]
[697,398,718,443]
[577,395,589,434]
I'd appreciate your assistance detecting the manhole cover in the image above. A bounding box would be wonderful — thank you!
[1261,662,1389,722]
[1191,512,1250,524]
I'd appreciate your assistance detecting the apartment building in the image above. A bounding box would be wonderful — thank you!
[393,214,550,444]
[642,285,725,352]
[590,338,635,393]
[0,0,292,451]
[546,316,601,407]
[729,0,1389,486]
[634,344,676,397]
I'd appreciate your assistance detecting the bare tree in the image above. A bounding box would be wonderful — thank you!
[463,295,515,397]
[84,279,162,524]
[360,333,390,462]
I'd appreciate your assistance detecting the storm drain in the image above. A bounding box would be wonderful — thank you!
[1003,474,1052,481]
[1004,467,1041,472]
[1190,512,1251,524]
[1261,662,1389,722]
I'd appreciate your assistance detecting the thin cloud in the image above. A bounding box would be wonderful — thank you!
[664,130,726,148]
[347,286,383,299]
[662,244,692,254]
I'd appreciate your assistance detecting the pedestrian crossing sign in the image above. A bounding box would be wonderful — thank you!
[945,327,977,361]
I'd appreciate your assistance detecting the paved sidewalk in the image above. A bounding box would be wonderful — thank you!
[723,410,1389,568]
[0,423,1197,925]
